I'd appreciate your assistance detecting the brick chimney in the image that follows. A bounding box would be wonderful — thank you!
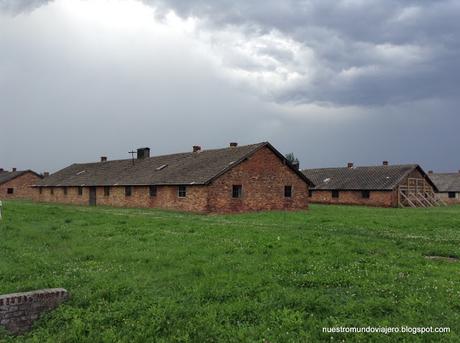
[43,172,50,177]
[100,156,107,162]
[137,147,150,159]
[347,162,354,168]
[12,167,17,172]
[0,168,3,172]
[428,170,433,174]
[292,161,300,170]
[230,142,238,147]
[382,161,389,166]
[193,145,201,153]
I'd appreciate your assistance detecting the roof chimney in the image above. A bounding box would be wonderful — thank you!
[193,145,201,153]
[137,147,150,159]
[12,167,17,172]
[43,172,50,177]
[347,162,354,168]
[0,168,3,172]
[292,161,300,170]
[428,170,433,174]
[101,156,107,162]
[382,161,389,166]
[230,142,238,147]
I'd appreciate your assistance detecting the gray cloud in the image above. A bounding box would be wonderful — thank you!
[0,0,53,14]
[144,0,460,106]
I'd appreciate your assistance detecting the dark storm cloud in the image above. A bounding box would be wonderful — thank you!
[144,0,460,106]
[0,0,53,14]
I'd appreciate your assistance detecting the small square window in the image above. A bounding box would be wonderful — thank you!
[125,186,132,197]
[63,187,68,195]
[149,185,157,197]
[178,185,187,198]
[332,190,339,198]
[308,190,313,197]
[50,188,54,195]
[448,192,456,199]
[78,187,83,196]
[361,190,370,199]
[7,188,14,194]
[284,185,292,198]
[104,186,110,196]
[232,185,242,198]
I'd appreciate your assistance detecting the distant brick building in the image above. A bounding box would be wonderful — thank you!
[0,169,42,200]
[34,142,313,213]
[428,172,460,204]
[303,162,439,208]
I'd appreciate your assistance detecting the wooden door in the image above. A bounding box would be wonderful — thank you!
[89,187,97,206]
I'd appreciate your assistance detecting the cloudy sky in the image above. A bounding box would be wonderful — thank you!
[1,0,459,173]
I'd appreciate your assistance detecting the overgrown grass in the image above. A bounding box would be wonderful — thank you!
[1,201,460,342]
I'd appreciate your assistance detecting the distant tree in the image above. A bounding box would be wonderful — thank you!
[285,152,299,165]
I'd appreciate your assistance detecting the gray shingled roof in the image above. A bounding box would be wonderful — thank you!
[0,170,41,185]
[303,164,435,191]
[36,142,313,187]
[428,173,460,192]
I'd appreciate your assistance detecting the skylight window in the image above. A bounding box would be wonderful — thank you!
[156,164,168,171]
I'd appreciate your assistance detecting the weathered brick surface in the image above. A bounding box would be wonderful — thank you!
[309,190,396,207]
[437,192,460,204]
[36,185,210,212]
[207,146,309,213]
[34,146,309,213]
[0,288,69,335]
[0,172,41,201]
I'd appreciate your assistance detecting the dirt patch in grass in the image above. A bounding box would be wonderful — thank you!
[425,255,460,263]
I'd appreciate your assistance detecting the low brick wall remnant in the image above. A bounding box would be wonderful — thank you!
[0,288,69,335]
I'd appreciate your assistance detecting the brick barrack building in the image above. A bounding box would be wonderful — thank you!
[428,171,460,204]
[303,162,440,208]
[34,142,313,213]
[0,168,42,200]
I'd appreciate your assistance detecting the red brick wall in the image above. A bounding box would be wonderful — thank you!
[437,192,460,205]
[309,190,395,207]
[0,172,41,200]
[207,146,309,213]
[36,185,209,212]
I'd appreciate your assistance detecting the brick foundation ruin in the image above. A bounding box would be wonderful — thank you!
[0,288,69,335]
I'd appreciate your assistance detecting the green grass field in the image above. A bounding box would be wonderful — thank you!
[1,201,460,342]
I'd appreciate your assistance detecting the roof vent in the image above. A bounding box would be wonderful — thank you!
[193,145,201,153]
[347,162,354,168]
[137,147,150,159]
[382,161,389,166]
[101,156,107,162]
[230,142,238,147]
